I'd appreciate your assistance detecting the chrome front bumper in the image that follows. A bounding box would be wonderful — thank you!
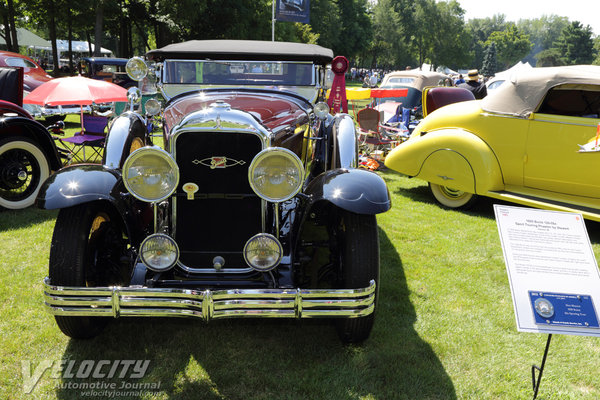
[43,277,376,321]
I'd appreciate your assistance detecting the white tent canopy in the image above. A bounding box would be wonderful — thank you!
[31,39,113,56]
[492,61,532,79]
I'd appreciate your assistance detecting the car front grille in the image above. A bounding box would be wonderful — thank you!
[174,131,263,268]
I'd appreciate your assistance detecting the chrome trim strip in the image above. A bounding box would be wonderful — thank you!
[43,277,376,320]
[531,118,599,128]
[176,263,254,274]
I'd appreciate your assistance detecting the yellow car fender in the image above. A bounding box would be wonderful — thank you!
[385,128,504,194]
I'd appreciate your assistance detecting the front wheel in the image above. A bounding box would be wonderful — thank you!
[429,182,478,209]
[0,137,50,209]
[49,203,130,339]
[335,210,380,344]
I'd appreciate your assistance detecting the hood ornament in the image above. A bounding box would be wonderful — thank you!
[193,156,246,169]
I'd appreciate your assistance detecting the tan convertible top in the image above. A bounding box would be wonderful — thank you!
[481,65,600,117]
[380,70,447,90]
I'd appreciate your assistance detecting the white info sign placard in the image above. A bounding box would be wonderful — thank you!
[494,205,600,336]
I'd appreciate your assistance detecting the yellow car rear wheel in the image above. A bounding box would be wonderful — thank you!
[429,183,478,209]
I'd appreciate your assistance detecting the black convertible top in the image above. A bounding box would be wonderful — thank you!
[146,40,334,64]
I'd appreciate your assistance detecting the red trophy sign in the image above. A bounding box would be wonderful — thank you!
[327,56,348,114]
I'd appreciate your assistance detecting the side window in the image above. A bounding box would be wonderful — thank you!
[538,86,600,118]
[5,58,36,68]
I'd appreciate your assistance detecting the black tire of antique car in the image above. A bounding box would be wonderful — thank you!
[335,209,380,344]
[0,136,50,210]
[49,203,130,339]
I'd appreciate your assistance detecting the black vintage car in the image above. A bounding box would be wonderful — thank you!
[78,57,137,88]
[0,66,63,209]
[39,40,391,343]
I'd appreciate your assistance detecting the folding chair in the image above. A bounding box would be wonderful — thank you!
[58,114,108,163]
[356,107,395,154]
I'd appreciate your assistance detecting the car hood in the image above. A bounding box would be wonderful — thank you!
[163,91,311,134]
[23,73,52,92]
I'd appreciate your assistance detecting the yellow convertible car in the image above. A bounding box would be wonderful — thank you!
[385,65,600,221]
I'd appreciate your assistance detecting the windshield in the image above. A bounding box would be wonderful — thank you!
[163,60,315,86]
[383,77,416,86]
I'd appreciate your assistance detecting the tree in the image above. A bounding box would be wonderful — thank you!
[429,0,470,70]
[93,1,104,57]
[465,14,507,69]
[485,24,531,69]
[480,41,497,76]
[553,21,596,65]
[517,15,569,65]
[535,48,565,67]
[370,0,413,68]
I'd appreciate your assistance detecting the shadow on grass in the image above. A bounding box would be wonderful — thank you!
[0,207,57,232]
[54,230,455,400]
[394,183,507,219]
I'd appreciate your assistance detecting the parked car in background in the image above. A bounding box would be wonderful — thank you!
[39,40,391,343]
[385,65,600,221]
[0,66,63,209]
[379,70,448,115]
[0,50,52,92]
[79,57,136,88]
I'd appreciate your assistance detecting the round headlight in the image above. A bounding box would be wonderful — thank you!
[126,57,148,81]
[123,146,179,202]
[248,148,303,202]
[314,102,330,119]
[140,234,179,271]
[144,98,161,116]
[243,233,283,271]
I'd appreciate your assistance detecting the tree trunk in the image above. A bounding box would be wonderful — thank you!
[46,0,59,74]
[86,31,93,57]
[67,9,73,73]
[6,0,18,52]
[2,13,13,51]
[93,2,104,57]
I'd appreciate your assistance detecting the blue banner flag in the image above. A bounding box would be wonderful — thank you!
[275,0,310,24]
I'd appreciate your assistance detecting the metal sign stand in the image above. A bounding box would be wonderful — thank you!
[531,334,552,400]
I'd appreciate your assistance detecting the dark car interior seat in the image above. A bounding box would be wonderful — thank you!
[0,66,24,106]
[423,86,475,117]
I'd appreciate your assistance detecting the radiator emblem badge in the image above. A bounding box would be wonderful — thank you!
[193,157,246,169]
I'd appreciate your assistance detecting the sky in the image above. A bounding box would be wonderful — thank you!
[456,0,600,37]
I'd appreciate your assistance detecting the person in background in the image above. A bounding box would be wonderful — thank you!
[458,69,487,99]
[455,74,465,85]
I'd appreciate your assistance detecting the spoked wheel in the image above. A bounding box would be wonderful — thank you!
[334,209,380,344]
[0,137,50,209]
[49,203,131,339]
[429,182,478,209]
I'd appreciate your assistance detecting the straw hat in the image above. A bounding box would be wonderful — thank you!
[467,69,480,81]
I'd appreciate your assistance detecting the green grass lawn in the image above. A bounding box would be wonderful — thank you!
[2,137,600,397]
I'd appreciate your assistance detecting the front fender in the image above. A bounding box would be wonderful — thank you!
[36,164,124,210]
[385,128,504,193]
[305,168,391,215]
[104,112,148,169]
[330,114,357,169]
[36,164,150,244]
[0,116,62,171]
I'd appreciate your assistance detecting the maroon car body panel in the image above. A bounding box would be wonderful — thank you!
[163,92,309,134]
[0,50,52,91]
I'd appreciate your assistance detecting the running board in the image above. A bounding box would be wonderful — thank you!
[486,190,600,222]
